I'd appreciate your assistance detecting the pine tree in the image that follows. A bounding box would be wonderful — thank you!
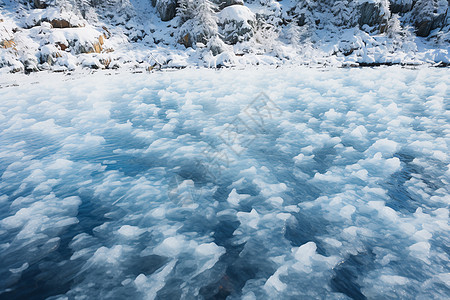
[77,0,92,18]
[294,0,318,27]
[331,0,357,28]
[178,0,219,47]
[285,21,301,45]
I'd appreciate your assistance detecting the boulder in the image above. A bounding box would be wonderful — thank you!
[51,19,72,28]
[155,0,177,21]
[217,5,256,44]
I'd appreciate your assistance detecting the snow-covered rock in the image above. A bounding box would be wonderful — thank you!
[389,0,413,13]
[217,5,256,44]
[154,0,177,21]
[0,0,449,73]
[410,0,448,37]
[25,8,85,28]
[357,0,390,32]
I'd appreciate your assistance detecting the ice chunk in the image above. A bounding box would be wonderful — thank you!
[194,242,225,274]
[267,197,284,206]
[117,225,145,238]
[227,188,250,207]
[47,159,73,175]
[350,125,368,139]
[154,236,185,257]
[340,205,356,219]
[409,241,430,254]
[264,265,288,292]
[237,209,260,229]
[366,139,399,157]
[293,242,317,273]
[324,109,342,120]
[379,275,409,285]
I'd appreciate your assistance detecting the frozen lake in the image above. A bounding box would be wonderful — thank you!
[0,67,449,299]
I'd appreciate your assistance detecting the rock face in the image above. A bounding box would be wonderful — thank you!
[0,39,16,49]
[389,0,413,13]
[358,0,390,32]
[217,5,255,44]
[153,0,177,21]
[33,0,48,9]
[411,0,448,37]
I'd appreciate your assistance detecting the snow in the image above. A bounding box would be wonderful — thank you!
[217,5,255,24]
[1,0,449,73]
[0,66,449,299]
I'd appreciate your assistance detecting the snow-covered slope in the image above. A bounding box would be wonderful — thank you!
[0,0,449,72]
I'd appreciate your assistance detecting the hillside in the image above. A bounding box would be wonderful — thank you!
[0,0,449,73]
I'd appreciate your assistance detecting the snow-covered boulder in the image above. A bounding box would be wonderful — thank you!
[40,26,109,61]
[153,0,177,21]
[217,5,255,44]
[410,0,448,37]
[39,44,61,65]
[0,50,23,73]
[22,55,39,73]
[357,0,390,32]
[389,0,413,13]
[25,8,85,28]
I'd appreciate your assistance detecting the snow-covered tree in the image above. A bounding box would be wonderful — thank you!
[253,21,279,52]
[331,0,357,27]
[178,0,219,47]
[285,21,301,45]
[293,0,318,27]
[387,14,402,38]
[385,14,417,54]
[76,0,94,19]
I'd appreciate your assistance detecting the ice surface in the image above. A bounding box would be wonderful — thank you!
[0,66,449,299]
